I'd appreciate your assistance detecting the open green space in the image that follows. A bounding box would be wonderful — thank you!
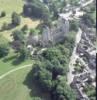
[0,0,24,26]
[0,0,40,41]
[0,67,50,100]
[0,33,32,75]
[0,51,32,75]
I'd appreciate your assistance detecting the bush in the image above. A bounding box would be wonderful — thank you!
[0,44,9,58]
[12,12,21,25]
[0,11,6,17]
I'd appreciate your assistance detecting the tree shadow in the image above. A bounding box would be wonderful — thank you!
[7,23,16,30]
[20,12,41,21]
[12,56,25,66]
[0,23,16,32]
[23,69,48,99]
[2,55,17,63]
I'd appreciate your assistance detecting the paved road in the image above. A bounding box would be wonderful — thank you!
[0,64,32,80]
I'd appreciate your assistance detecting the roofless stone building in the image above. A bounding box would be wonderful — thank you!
[41,16,69,47]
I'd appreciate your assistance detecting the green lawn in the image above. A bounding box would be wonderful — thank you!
[0,0,24,25]
[0,67,50,100]
[0,34,9,45]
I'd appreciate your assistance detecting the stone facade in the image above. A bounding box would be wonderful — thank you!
[41,17,69,46]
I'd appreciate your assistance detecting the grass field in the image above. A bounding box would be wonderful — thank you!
[0,67,50,100]
[0,0,24,26]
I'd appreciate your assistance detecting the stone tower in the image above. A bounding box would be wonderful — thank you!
[58,17,69,36]
[41,26,53,46]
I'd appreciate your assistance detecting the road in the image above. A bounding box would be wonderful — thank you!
[67,28,82,84]
[0,64,32,80]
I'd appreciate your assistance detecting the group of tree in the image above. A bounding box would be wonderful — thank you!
[81,12,95,28]
[23,0,67,25]
[23,0,50,21]
[84,84,96,100]
[0,36,9,58]
[11,29,29,60]
[31,44,77,100]
[48,0,67,19]
[69,0,79,6]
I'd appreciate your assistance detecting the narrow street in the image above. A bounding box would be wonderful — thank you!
[67,0,94,85]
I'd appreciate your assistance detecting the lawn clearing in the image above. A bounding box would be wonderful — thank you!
[0,0,40,41]
[0,51,32,76]
[0,34,9,45]
[0,0,24,26]
[0,67,50,100]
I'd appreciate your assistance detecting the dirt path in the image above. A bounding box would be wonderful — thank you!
[0,64,32,80]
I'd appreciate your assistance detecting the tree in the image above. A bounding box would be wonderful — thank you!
[29,28,40,35]
[42,48,62,61]
[69,20,79,32]
[81,13,95,27]
[12,30,25,42]
[38,69,52,91]
[19,46,29,60]
[21,25,28,33]
[0,44,9,58]
[11,12,21,25]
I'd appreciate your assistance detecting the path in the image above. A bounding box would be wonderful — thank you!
[0,64,32,80]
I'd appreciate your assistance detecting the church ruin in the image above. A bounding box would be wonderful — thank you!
[40,16,69,46]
